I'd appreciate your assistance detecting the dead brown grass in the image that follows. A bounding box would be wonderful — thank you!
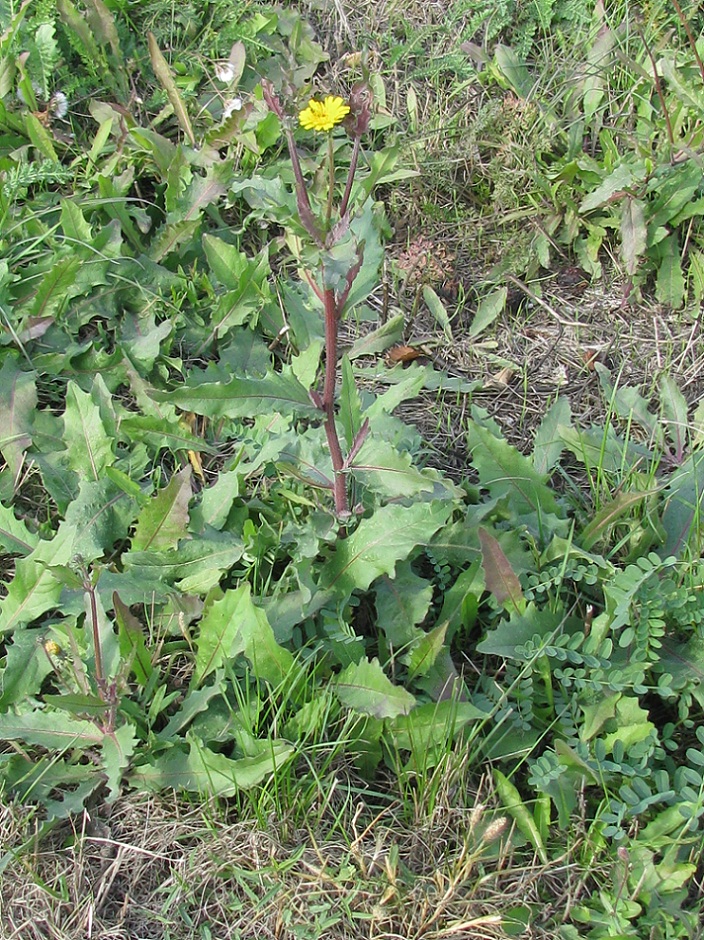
[0,788,579,940]
[0,758,593,940]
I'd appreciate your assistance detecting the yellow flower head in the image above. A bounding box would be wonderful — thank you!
[44,640,62,657]
[299,95,350,132]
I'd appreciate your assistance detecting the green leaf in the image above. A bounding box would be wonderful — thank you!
[63,379,115,481]
[60,199,92,243]
[407,621,448,679]
[208,251,271,340]
[478,527,525,614]
[0,709,103,748]
[102,723,137,801]
[24,113,58,161]
[581,693,620,741]
[336,657,416,718]
[42,693,111,718]
[364,367,427,419]
[132,736,295,795]
[132,466,192,552]
[375,560,434,648]
[348,314,405,359]
[339,355,363,449]
[44,775,105,823]
[532,396,571,476]
[422,286,453,341]
[196,471,240,530]
[660,451,704,558]
[659,373,688,461]
[162,372,317,419]
[114,592,153,685]
[119,415,214,454]
[159,679,224,740]
[0,523,77,633]
[357,145,418,201]
[655,234,685,308]
[350,438,450,498]
[321,501,452,595]
[596,364,662,444]
[437,561,484,636]
[494,44,533,98]
[603,696,654,752]
[469,287,506,338]
[122,532,244,594]
[290,339,323,391]
[203,234,249,290]
[23,255,81,319]
[0,628,54,707]
[389,700,485,754]
[148,218,201,262]
[580,490,655,552]
[62,478,135,564]
[467,420,560,521]
[583,23,614,118]
[194,583,294,687]
[477,604,563,659]
[494,768,548,864]
[0,502,38,556]
[579,161,646,214]
[0,358,36,480]
[119,311,173,370]
[620,197,646,276]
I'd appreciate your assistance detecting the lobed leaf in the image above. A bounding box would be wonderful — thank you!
[336,657,416,719]
[161,372,317,419]
[321,501,453,595]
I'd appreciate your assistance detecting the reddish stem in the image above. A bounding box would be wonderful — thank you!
[85,576,104,692]
[340,135,362,220]
[283,126,323,245]
[322,287,348,515]
[303,268,325,302]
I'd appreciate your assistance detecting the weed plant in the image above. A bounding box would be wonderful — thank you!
[0,2,703,938]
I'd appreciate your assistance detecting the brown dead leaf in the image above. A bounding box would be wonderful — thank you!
[385,344,423,365]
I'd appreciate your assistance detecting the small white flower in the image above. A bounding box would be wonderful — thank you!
[215,61,236,83]
[222,97,243,119]
[49,91,68,119]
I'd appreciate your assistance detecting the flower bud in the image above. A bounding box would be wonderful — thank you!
[344,81,373,137]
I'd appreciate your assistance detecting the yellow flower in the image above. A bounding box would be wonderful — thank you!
[298,95,350,132]
[44,640,62,657]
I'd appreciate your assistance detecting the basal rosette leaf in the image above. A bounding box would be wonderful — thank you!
[131,466,192,552]
[336,657,416,719]
[0,357,36,482]
[131,735,295,796]
[62,378,116,482]
[122,531,244,594]
[0,523,78,634]
[158,372,317,419]
[320,501,453,596]
[194,583,295,687]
